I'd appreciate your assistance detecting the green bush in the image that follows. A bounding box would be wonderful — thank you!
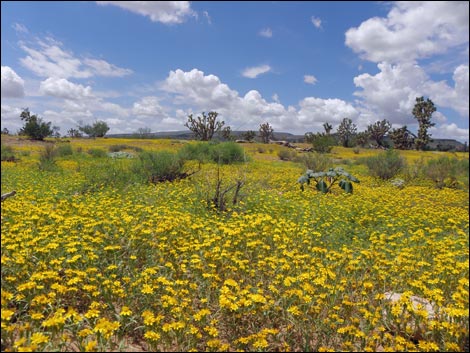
[278,149,297,161]
[178,142,212,164]
[209,142,246,164]
[133,150,185,183]
[38,144,58,171]
[311,133,336,153]
[179,142,246,165]
[363,149,406,180]
[55,144,73,157]
[424,156,467,189]
[295,152,332,171]
[87,148,107,158]
[80,159,135,192]
[1,144,16,161]
[108,144,129,152]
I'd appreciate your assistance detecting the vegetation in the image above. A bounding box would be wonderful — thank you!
[367,119,391,147]
[259,122,274,143]
[361,149,407,180]
[78,120,110,138]
[1,143,16,161]
[298,167,360,193]
[0,135,468,352]
[242,130,256,142]
[337,118,357,148]
[389,125,415,150]
[413,96,436,151]
[305,132,335,153]
[185,111,224,141]
[18,108,53,141]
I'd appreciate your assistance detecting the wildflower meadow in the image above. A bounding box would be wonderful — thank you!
[1,136,468,352]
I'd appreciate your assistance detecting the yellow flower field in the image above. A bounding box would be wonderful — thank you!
[1,137,468,352]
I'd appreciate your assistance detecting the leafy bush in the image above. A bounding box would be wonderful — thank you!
[178,142,212,164]
[424,156,466,189]
[179,142,246,165]
[298,167,359,193]
[108,144,129,152]
[363,149,406,180]
[209,142,246,164]
[295,152,332,171]
[55,144,74,157]
[80,159,135,192]
[278,149,297,161]
[38,144,58,171]
[1,144,16,161]
[307,133,335,153]
[87,148,107,158]
[133,150,185,183]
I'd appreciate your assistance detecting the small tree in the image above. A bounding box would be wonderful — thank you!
[221,126,233,141]
[18,108,53,141]
[242,130,256,142]
[355,131,370,147]
[259,122,274,144]
[67,128,82,138]
[185,111,224,141]
[136,127,152,138]
[412,96,436,151]
[305,132,335,153]
[323,122,333,135]
[337,118,357,147]
[2,128,10,135]
[78,120,110,138]
[389,126,415,150]
[367,119,391,147]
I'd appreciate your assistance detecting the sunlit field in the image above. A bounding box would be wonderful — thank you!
[1,136,468,352]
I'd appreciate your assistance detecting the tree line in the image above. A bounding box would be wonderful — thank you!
[7,97,465,151]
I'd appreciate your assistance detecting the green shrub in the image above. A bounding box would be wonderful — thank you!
[308,133,335,153]
[1,144,16,161]
[179,142,246,165]
[295,152,332,171]
[363,149,406,180]
[87,148,107,158]
[55,144,73,157]
[209,142,246,164]
[108,144,129,152]
[278,149,297,161]
[133,150,185,183]
[80,159,135,192]
[38,144,58,171]
[424,156,467,189]
[403,157,427,181]
[178,142,212,164]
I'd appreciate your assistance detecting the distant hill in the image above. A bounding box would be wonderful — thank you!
[107,130,466,151]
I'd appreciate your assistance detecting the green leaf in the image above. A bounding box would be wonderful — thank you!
[316,180,328,193]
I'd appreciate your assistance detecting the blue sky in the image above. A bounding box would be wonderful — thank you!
[1,1,469,142]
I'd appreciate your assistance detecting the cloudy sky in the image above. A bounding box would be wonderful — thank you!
[1,1,469,142]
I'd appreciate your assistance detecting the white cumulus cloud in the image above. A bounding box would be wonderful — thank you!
[345,1,469,63]
[353,62,469,125]
[242,65,271,79]
[1,66,25,98]
[40,77,92,100]
[96,1,196,24]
